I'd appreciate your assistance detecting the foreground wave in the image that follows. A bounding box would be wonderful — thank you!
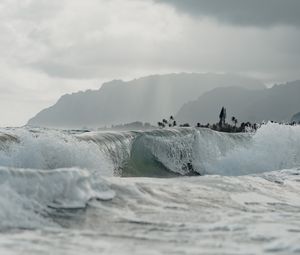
[0,167,299,254]
[0,167,114,229]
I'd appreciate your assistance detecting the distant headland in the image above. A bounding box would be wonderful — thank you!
[158,107,300,133]
[26,73,300,130]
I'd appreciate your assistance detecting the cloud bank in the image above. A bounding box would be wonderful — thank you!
[156,0,300,27]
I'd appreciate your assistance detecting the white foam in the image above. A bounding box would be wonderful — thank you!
[0,128,113,176]
[0,167,115,229]
[199,123,300,175]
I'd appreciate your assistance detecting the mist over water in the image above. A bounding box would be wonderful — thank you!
[199,124,300,175]
[0,123,299,254]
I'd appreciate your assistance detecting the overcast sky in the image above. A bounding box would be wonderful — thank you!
[0,0,299,126]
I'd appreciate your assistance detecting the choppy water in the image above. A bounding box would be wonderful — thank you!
[0,123,299,254]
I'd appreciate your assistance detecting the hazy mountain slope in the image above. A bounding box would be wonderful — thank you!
[27,73,264,128]
[176,80,300,125]
[291,112,300,122]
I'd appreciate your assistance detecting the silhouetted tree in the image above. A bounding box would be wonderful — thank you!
[231,116,238,127]
[219,107,226,128]
[180,123,190,127]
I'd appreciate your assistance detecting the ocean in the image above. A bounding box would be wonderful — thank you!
[0,123,299,254]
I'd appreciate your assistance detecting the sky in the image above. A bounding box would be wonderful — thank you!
[0,0,299,126]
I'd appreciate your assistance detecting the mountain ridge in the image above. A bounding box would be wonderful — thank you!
[27,73,265,128]
[176,80,300,125]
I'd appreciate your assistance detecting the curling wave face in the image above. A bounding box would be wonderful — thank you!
[79,123,300,176]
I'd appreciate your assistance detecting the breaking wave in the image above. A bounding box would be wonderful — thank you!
[79,123,300,176]
[1,123,300,177]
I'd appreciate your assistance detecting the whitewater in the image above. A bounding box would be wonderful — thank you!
[0,123,299,254]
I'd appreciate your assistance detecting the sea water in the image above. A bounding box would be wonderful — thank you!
[0,123,299,254]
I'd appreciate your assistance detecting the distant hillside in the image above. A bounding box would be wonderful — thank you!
[176,80,300,125]
[27,73,264,128]
[291,112,300,123]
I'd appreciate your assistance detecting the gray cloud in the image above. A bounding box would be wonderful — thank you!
[156,0,300,27]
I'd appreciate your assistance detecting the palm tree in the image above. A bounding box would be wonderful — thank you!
[219,107,226,127]
[231,116,238,127]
